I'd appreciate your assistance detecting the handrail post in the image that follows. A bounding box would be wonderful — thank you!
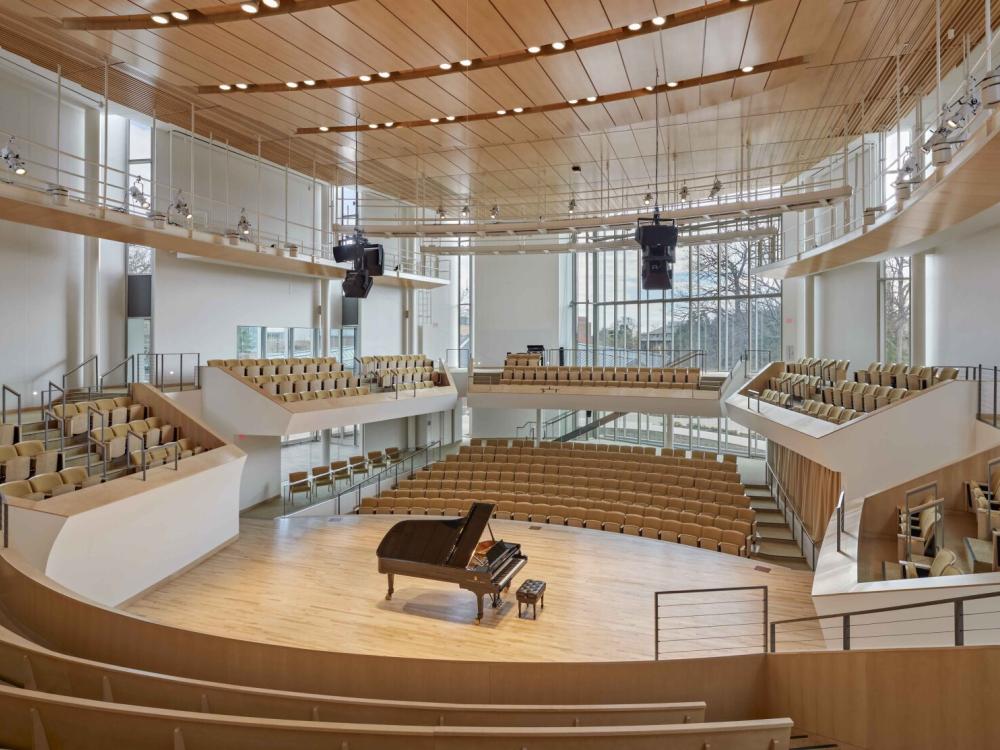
[954,600,964,646]
[762,586,769,653]
[842,614,851,650]
[769,621,777,653]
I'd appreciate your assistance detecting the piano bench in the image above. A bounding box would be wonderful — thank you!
[516,579,546,620]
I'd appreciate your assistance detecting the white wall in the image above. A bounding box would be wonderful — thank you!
[363,417,409,454]
[813,262,879,368]
[473,254,561,365]
[358,285,405,356]
[234,435,282,509]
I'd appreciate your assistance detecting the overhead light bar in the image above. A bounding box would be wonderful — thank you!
[196,0,778,92]
[61,0,358,31]
[294,57,806,134]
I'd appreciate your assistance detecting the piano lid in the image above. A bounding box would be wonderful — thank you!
[375,502,495,568]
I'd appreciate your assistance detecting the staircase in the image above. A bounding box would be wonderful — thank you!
[699,373,728,391]
[746,483,811,571]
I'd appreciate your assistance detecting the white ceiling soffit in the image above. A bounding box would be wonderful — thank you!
[420,227,779,256]
[338,186,851,239]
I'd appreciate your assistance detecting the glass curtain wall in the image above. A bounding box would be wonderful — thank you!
[236,325,360,364]
[880,257,911,364]
[570,220,782,372]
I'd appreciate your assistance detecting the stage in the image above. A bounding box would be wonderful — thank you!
[124,515,816,662]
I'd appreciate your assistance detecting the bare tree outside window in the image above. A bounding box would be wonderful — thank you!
[881,257,910,363]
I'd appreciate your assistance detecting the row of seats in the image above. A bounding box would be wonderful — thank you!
[360,498,750,556]
[375,367,436,387]
[791,400,861,424]
[821,381,909,411]
[854,362,959,387]
[0,440,60,482]
[968,480,1000,541]
[51,397,147,437]
[381,490,754,526]
[279,386,372,403]
[884,548,962,579]
[287,449,404,503]
[359,355,433,373]
[470,439,736,464]
[459,443,739,472]
[90,417,175,460]
[759,389,791,407]
[767,373,823,400]
[504,352,543,367]
[246,373,363,394]
[0,466,103,501]
[208,357,343,377]
[499,366,700,387]
[784,357,850,381]
[129,438,205,469]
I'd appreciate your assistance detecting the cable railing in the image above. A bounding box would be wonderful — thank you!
[654,586,769,660]
[771,588,1000,653]
[764,459,818,569]
[281,441,442,517]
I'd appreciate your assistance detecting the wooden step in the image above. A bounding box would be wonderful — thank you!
[750,498,778,511]
[756,525,794,542]
[753,509,787,526]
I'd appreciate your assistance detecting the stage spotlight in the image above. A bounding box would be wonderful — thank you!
[436,206,446,220]
[708,178,722,199]
[490,204,499,220]
[1,137,26,176]
[643,192,652,206]
[461,204,470,218]
[237,208,252,236]
[679,185,689,201]
[170,190,192,221]
[568,198,576,214]
[129,176,150,209]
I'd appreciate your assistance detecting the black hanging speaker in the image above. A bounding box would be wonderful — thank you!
[343,269,374,298]
[641,260,673,290]
[636,217,678,290]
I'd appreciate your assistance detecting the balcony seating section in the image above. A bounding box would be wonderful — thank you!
[206,357,345,377]
[0,440,61,483]
[0,465,106,502]
[360,355,434,374]
[279,386,375,403]
[50,396,147,437]
[248,372,364,395]
[504,352,544,367]
[375,366,436,388]
[500,365,701,388]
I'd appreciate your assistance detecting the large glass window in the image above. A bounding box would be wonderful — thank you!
[880,257,911,363]
[570,221,782,372]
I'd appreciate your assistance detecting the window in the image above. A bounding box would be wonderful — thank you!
[127,245,153,275]
[291,328,315,358]
[237,326,262,359]
[570,220,782,372]
[880,257,911,364]
[264,327,289,358]
[457,255,472,353]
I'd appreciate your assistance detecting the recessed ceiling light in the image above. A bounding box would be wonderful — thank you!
[286,81,298,88]
[359,74,372,82]
[459,59,472,66]
[262,0,280,7]
[303,80,315,86]
[741,65,755,73]
[170,11,189,21]
[377,71,390,78]
[644,85,654,91]
[513,106,524,113]
[218,83,232,91]
[439,63,452,70]
[319,126,329,132]
[568,99,579,104]
[586,95,597,102]
[496,109,507,115]
[240,2,259,14]
[151,14,169,24]
[527,46,541,54]
[368,123,379,129]
[652,16,666,25]
[430,117,440,123]
[384,121,394,127]
[667,81,679,87]
[552,41,566,50]
[445,115,456,121]
[628,22,643,31]
[235,82,248,90]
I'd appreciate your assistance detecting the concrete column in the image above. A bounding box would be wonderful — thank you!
[535,409,542,447]
[910,252,926,365]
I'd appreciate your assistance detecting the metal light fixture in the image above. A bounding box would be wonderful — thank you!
[129,176,150,209]
[1,137,26,176]
[240,1,259,14]
[643,192,652,206]
[461,204,470,218]
[708,178,722,199]
[436,206,446,220]
[568,198,577,214]
[490,204,499,220]
[262,0,280,7]
[237,207,252,236]
[679,185,690,201]
[899,149,922,182]
[170,189,192,221]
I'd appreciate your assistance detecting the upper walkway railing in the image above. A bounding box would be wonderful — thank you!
[654,586,769,660]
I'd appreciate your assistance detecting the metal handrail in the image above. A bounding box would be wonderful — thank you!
[770,587,1000,652]
[1,385,22,429]
[44,381,65,414]
[902,483,942,563]
[41,409,66,458]
[86,404,106,478]
[61,355,99,400]
[655,586,769,659]
[743,349,773,377]
[100,355,136,391]
[125,428,148,481]
[835,490,846,553]
[764,459,819,569]
[663,350,706,369]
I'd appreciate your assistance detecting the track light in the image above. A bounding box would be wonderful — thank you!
[490,204,499,220]
[461,204,470,218]
[319,126,329,132]
[171,190,192,221]
[129,176,150,209]
[568,198,577,214]
[708,178,722,199]
[899,149,922,182]
[377,71,390,79]
[429,118,440,123]
[1,137,26,176]
[568,99,579,105]
[921,127,950,153]
[240,1,259,14]
[652,16,666,25]
[436,206,446,220]
[496,109,507,115]
[445,115,456,121]
[513,107,524,113]
[303,80,315,86]
[667,81,678,88]
[679,185,690,201]
[286,81,298,88]
[586,95,597,102]
[643,192,652,206]
[237,208,252,236]
[170,10,190,21]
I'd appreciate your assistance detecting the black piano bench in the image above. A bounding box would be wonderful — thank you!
[516,579,546,620]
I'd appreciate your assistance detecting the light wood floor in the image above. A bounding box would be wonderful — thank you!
[124,516,817,662]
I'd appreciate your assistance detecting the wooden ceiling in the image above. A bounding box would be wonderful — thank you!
[0,0,991,218]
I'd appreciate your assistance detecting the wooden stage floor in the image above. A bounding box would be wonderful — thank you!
[124,516,817,662]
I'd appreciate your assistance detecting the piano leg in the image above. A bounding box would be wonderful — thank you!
[475,595,484,624]
[385,573,394,601]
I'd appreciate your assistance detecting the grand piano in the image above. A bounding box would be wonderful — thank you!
[376,502,528,623]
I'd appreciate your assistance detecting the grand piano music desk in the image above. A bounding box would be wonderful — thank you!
[376,502,528,623]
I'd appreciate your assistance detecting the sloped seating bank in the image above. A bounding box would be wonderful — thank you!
[500,365,701,388]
